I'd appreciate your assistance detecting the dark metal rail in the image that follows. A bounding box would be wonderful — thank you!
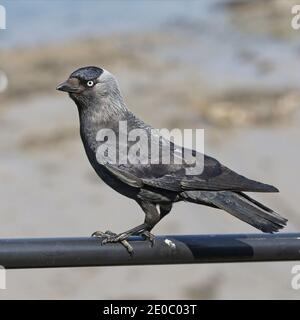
[0,233,299,269]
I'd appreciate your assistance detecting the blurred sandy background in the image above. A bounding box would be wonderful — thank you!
[0,0,300,299]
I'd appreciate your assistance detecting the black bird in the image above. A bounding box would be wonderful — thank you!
[57,66,287,253]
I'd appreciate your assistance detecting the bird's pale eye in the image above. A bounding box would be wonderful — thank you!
[87,80,94,87]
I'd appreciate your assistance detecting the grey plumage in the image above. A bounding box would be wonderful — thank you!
[57,66,287,250]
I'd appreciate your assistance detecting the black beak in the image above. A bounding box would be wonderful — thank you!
[56,78,82,93]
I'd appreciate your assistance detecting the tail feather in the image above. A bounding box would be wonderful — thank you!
[183,190,287,233]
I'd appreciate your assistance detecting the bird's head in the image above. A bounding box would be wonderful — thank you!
[56,66,122,107]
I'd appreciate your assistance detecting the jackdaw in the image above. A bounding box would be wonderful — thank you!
[57,66,287,253]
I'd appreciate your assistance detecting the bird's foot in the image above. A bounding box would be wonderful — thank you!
[92,230,133,255]
[141,230,155,247]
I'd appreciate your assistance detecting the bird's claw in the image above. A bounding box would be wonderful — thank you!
[141,230,155,247]
[92,230,134,255]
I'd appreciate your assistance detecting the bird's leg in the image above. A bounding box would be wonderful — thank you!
[138,201,162,247]
[91,202,164,253]
[101,223,148,243]
[140,203,172,246]
[92,223,150,255]
[140,230,155,246]
[92,230,134,254]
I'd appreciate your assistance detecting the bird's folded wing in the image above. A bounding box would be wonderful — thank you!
[180,169,278,192]
[104,163,182,191]
[104,163,143,188]
[103,159,277,193]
